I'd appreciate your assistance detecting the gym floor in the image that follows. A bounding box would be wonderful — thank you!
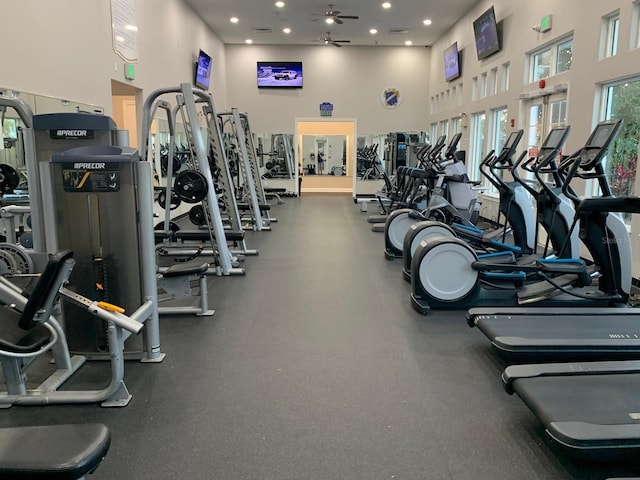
[2,193,638,479]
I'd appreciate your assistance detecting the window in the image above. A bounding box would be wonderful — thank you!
[440,120,449,140]
[599,78,640,223]
[469,112,486,181]
[489,67,498,96]
[479,72,488,99]
[500,62,510,92]
[532,49,552,82]
[601,10,620,58]
[430,123,438,144]
[451,117,462,135]
[486,107,509,193]
[528,34,573,83]
[632,0,640,49]
[556,39,573,74]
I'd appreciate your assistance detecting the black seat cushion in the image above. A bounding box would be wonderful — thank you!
[0,423,110,479]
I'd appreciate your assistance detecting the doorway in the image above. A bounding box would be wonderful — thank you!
[295,119,356,193]
[110,80,142,148]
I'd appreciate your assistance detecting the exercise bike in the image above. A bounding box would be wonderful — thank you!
[410,120,631,314]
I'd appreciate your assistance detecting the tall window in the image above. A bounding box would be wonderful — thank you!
[469,112,486,181]
[602,10,620,58]
[486,107,509,192]
[451,117,462,135]
[600,79,640,221]
[528,35,574,83]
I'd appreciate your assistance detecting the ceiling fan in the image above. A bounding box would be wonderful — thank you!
[314,32,351,47]
[312,4,359,25]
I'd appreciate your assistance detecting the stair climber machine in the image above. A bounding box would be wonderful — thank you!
[410,120,629,315]
[402,126,577,281]
[383,132,481,260]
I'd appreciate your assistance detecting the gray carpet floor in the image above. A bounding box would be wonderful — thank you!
[1,193,638,479]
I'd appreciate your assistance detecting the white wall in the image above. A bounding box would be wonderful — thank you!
[2,0,228,115]
[225,45,431,135]
[427,0,640,155]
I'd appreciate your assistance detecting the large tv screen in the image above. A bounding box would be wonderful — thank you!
[194,49,212,90]
[443,42,461,82]
[473,6,500,60]
[257,61,303,88]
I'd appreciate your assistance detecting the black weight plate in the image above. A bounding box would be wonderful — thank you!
[0,164,20,192]
[154,221,180,232]
[189,205,207,226]
[157,190,182,210]
[174,170,209,203]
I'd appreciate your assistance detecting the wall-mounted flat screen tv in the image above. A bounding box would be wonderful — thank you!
[473,6,500,60]
[194,49,212,90]
[257,61,303,88]
[444,42,461,82]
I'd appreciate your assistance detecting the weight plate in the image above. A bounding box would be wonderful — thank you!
[188,205,207,226]
[157,190,182,210]
[0,243,34,274]
[174,170,209,203]
[155,221,180,232]
[0,164,20,192]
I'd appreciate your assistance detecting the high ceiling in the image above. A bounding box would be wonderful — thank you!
[182,0,483,48]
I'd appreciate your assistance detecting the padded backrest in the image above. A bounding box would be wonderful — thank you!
[19,250,74,331]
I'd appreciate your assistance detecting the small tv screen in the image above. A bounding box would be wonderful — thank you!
[257,61,303,88]
[194,49,212,90]
[443,42,461,82]
[473,6,500,60]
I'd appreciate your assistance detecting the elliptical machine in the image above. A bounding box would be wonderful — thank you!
[410,120,629,314]
[383,133,478,260]
[402,126,578,281]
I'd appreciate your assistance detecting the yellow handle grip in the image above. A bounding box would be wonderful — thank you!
[96,301,125,314]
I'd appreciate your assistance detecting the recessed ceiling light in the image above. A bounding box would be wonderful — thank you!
[275,1,285,7]
[245,39,253,44]
[423,18,432,26]
[325,17,334,24]
[283,27,291,34]
[405,40,413,46]
[230,17,239,23]
[382,2,391,9]
[369,28,378,35]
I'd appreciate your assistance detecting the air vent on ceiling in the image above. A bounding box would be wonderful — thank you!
[254,28,273,34]
[388,28,409,35]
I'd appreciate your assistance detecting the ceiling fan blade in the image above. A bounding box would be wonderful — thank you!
[333,17,343,24]
[335,40,351,43]
[336,15,359,20]
[331,42,343,47]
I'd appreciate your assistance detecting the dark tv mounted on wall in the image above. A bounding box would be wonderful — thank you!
[444,42,461,82]
[194,49,212,90]
[473,6,501,60]
[257,61,303,88]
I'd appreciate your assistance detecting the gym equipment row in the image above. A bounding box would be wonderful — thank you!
[218,108,275,231]
[141,84,253,276]
[372,119,640,463]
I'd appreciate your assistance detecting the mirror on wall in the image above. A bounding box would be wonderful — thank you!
[253,132,296,195]
[354,133,387,197]
[301,135,346,176]
[0,88,104,186]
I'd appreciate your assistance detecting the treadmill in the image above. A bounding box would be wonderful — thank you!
[503,360,640,460]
